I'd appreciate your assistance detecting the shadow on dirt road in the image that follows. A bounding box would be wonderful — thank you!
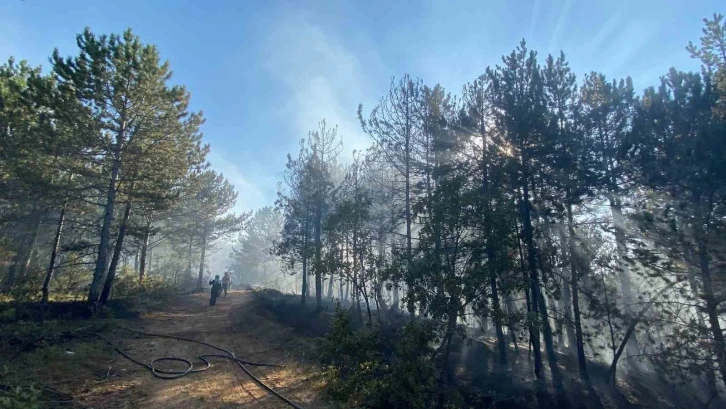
[76,290,328,409]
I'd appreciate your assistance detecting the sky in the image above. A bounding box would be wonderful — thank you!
[1,0,722,217]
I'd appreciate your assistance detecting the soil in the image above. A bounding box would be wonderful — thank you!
[43,290,329,409]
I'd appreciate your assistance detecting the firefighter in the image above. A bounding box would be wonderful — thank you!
[222,272,232,297]
[208,275,222,306]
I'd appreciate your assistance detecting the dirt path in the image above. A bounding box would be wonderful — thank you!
[76,290,326,409]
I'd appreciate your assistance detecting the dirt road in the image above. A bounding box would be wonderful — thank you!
[76,290,327,409]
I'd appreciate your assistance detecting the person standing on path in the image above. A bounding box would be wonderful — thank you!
[222,272,231,297]
[208,275,222,306]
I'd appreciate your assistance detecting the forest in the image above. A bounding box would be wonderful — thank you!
[0,28,248,307]
[1,11,726,409]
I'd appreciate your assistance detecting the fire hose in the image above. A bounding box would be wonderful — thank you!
[82,325,305,409]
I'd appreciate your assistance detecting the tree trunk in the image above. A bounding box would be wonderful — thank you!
[187,235,193,278]
[537,290,567,403]
[505,293,520,352]
[338,247,344,301]
[2,261,18,293]
[301,253,308,306]
[196,226,207,291]
[343,232,349,302]
[479,115,506,363]
[491,275,508,366]
[515,215,533,361]
[568,203,589,382]
[3,213,43,293]
[521,183,544,379]
[375,234,389,313]
[696,219,726,388]
[327,270,334,299]
[42,203,67,304]
[345,277,350,302]
[607,277,685,382]
[326,240,335,299]
[99,201,132,304]
[139,222,151,282]
[360,271,373,327]
[306,268,311,297]
[555,298,565,351]
[558,228,577,354]
[675,212,718,395]
[148,234,154,272]
[314,206,323,311]
[301,217,310,305]
[404,133,415,318]
[391,236,400,311]
[88,155,121,304]
[482,222,506,355]
[134,249,139,273]
[609,196,640,361]
[437,302,459,408]
[17,214,42,284]
[353,229,362,320]
[686,263,718,397]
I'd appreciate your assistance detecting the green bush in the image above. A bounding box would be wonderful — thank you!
[0,319,109,354]
[0,307,16,322]
[111,266,176,304]
[0,321,70,352]
[0,365,42,409]
[49,254,94,300]
[0,384,41,409]
[319,307,438,409]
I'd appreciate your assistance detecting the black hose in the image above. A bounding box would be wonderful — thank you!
[83,326,306,409]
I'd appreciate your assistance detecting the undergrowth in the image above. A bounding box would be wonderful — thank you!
[111,269,175,299]
[0,273,175,409]
[319,306,443,409]
[0,319,111,409]
[0,380,42,409]
[109,272,177,312]
[0,271,177,323]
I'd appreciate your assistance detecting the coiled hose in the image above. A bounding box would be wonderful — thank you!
[84,325,306,409]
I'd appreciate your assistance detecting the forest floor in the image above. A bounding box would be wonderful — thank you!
[1,289,713,409]
[0,290,330,409]
[246,291,714,409]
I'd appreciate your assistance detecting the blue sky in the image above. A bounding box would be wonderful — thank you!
[1,0,721,216]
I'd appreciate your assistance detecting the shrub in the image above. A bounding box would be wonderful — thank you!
[49,254,94,300]
[0,321,72,353]
[111,266,176,306]
[0,384,41,409]
[319,306,438,409]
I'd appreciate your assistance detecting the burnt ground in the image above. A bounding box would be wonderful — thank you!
[250,290,719,409]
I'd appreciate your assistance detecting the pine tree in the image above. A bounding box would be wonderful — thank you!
[580,71,641,365]
[231,206,284,285]
[0,59,50,293]
[51,28,207,306]
[307,120,343,311]
[631,68,726,387]
[188,170,245,291]
[687,13,726,117]
[461,73,517,366]
[0,58,87,296]
[359,74,424,316]
[276,140,316,304]
[542,52,593,381]
[489,41,549,381]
